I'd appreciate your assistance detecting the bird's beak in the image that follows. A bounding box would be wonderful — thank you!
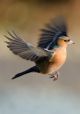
[68,40,75,45]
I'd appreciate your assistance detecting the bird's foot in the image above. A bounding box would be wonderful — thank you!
[49,72,59,81]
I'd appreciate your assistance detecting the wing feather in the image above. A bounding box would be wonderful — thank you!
[5,31,49,62]
[38,16,67,50]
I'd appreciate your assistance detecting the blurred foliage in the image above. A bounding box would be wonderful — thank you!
[0,0,72,30]
[17,0,71,4]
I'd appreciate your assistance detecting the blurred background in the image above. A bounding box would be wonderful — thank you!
[0,0,80,114]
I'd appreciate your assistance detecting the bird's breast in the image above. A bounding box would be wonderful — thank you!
[37,48,67,74]
[50,49,67,65]
[48,48,67,73]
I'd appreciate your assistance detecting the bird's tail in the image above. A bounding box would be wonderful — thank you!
[12,66,40,79]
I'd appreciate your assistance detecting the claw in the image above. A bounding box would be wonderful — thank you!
[49,72,59,81]
[53,75,58,81]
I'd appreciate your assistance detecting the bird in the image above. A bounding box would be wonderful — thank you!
[5,17,75,81]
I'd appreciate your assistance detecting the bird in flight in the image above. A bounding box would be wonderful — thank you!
[5,17,75,81]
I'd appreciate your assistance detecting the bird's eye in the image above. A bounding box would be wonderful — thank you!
[64,39,70,42]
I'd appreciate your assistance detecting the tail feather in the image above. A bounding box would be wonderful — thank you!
[12,66,40,79]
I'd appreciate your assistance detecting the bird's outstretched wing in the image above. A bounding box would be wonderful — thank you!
[5,31,50,62]
[38,16,67,50]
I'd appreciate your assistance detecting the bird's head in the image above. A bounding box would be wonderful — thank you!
[57,36,75,48]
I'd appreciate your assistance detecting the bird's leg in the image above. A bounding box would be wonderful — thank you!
[49,71,59,81]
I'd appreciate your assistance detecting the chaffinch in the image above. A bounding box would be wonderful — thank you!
[5,17,75,81]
